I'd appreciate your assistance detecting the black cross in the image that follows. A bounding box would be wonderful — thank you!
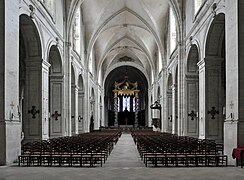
[52,111,61,120]
[188,110,196,120]
[230,101,234,109]
[28,106,40,118]
[208,107,219,119]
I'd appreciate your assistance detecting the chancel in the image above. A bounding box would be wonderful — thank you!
[112,71,141,128]
[1,0,244,178]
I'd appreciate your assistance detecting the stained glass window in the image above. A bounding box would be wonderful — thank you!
[122,96,127,111]
[126,97,130,111]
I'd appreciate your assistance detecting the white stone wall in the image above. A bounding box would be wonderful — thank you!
[1,0,22,164]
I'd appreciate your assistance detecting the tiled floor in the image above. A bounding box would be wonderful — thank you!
[0,133,244,180]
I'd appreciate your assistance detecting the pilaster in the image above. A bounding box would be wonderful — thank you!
[171,84,177,134]
[197,58,206,139]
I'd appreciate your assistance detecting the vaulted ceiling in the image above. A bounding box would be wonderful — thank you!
[67,0,181,84]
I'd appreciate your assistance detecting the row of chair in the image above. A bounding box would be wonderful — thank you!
[18,130,122,167]
[131,130,228,167]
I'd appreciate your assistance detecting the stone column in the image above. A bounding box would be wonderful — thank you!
[41,60,51,140]
[177,43,186,136]
[114,93,118,127]
[134,92,139,128]
[0,0,21,164]
[224,0,243,165]
[83,69,89,133]
[70,85,78,135]
[197,58,206,139]
[171,84,177,134]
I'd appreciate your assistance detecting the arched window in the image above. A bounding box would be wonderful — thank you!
[118,96,136,112]
[73,8,81,55]
[122,96,130,111]
[169,8,176,54]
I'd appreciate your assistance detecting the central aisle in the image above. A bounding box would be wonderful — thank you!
[103,133,144,167]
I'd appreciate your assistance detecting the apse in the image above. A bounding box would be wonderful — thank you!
[104,66,148,127]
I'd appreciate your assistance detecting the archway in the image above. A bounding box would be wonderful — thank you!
[19,14,43,142]
[204,14,226,143]
[48,45,63,137]
[104,66,148,128]
[186,45,199,137]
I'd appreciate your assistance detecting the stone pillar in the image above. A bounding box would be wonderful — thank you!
[177,43,186,136]
[0,0,21,164]
[224,0,243,165]
[134,92,139,128]
[114,93,118,127]
[171,84,177,134]
[237,0,244,148]
[63,43,71,136]
[82,68,89,133]
[41,60,51,140]
[71,85,79,135]
[197,58,206,139]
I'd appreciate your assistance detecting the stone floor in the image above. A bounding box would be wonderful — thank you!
[0,133,244,180]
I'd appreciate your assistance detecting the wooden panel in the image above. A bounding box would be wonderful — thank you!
[187,82,198,134]
[51,83,62,134]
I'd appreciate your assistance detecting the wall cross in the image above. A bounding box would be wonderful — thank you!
[52,111,61,120]
[188,110,196,120]
[28,106,40,118]
[230,101,234,109]
[208,107,219,119]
